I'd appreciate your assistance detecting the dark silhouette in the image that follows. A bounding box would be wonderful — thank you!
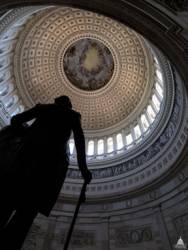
[0,95,92,250]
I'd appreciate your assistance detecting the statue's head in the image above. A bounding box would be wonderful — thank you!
[54,95,72,109]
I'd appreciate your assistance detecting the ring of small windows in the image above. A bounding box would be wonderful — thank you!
[0,11,164,150]
[69,56,164,161]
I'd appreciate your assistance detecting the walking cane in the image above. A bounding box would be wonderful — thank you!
[63,181,88,250]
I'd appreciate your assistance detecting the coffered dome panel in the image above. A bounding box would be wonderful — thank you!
[14,7,154,131]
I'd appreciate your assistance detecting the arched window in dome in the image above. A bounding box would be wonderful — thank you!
[156,69,163,82]
[155,82,163,98]
[134,124,141,139]
[152,94,160,112]
[10,105,25,117]
[154,56,159,65]
[97,139,104,155]
[88,140,94,156]
[5,95,18,109]
[107,137,113,153]
[69,139,74,155]
[147,105,156,123]
[116,133,123,150]
[141,114,149,131]
[126,133,133,145]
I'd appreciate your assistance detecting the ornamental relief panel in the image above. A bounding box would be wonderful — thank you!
[112,226,153,247]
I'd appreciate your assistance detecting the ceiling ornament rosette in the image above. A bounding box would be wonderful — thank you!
[13,7,154,132]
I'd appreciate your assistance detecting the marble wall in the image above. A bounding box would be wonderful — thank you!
[22,178,188,250]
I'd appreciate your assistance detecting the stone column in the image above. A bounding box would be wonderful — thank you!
[104,136,108,156]
[98,216,110,250]
[94,138,98,156]
[42,217,57,250]
[153,205,173,250]
[121,129,127,147]
[113,134,117,153]
[85,138,89,156]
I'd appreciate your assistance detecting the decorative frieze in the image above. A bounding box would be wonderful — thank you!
[113,227,152,247]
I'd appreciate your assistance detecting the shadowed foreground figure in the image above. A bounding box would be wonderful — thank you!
[0,95,92,249]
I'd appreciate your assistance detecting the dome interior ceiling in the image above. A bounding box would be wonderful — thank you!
[0,4,186,200]
[12,7,154,132]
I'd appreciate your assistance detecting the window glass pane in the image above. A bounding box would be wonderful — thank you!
[141,114,149,131]
[10,108,20,117]
[19,105,25,113]
[126,133,133,145]
[88,140,94,156]
[97,139,104,155]
[152,94,160,111]
[116,133,123,150]
[134,125,141,139]
[147,105,156,122]
[156,69,163,82]
[155,82,163,98]
[154,56,159,65]
[69,139,74,155]
[107,137,113,153]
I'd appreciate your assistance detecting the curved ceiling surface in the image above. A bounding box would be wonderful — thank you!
[13,7,154,131]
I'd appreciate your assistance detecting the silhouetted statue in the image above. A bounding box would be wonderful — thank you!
[0,95,92,250]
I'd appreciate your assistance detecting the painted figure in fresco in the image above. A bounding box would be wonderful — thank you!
[0,95,92,250]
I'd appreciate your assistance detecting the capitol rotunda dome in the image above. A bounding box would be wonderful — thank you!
[0,6,186,200]
[0,2,188,249]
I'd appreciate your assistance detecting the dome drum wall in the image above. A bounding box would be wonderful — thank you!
[37,156,188,250]
[65,68,188,200]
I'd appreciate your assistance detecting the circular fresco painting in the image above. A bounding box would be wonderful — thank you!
[63,38,114,91]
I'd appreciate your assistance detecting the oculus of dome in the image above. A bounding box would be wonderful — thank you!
[63,38,114,91]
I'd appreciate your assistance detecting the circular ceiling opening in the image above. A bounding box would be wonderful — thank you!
[63,38,114,91]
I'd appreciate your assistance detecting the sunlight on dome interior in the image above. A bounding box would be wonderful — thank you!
[0,5,166,164]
